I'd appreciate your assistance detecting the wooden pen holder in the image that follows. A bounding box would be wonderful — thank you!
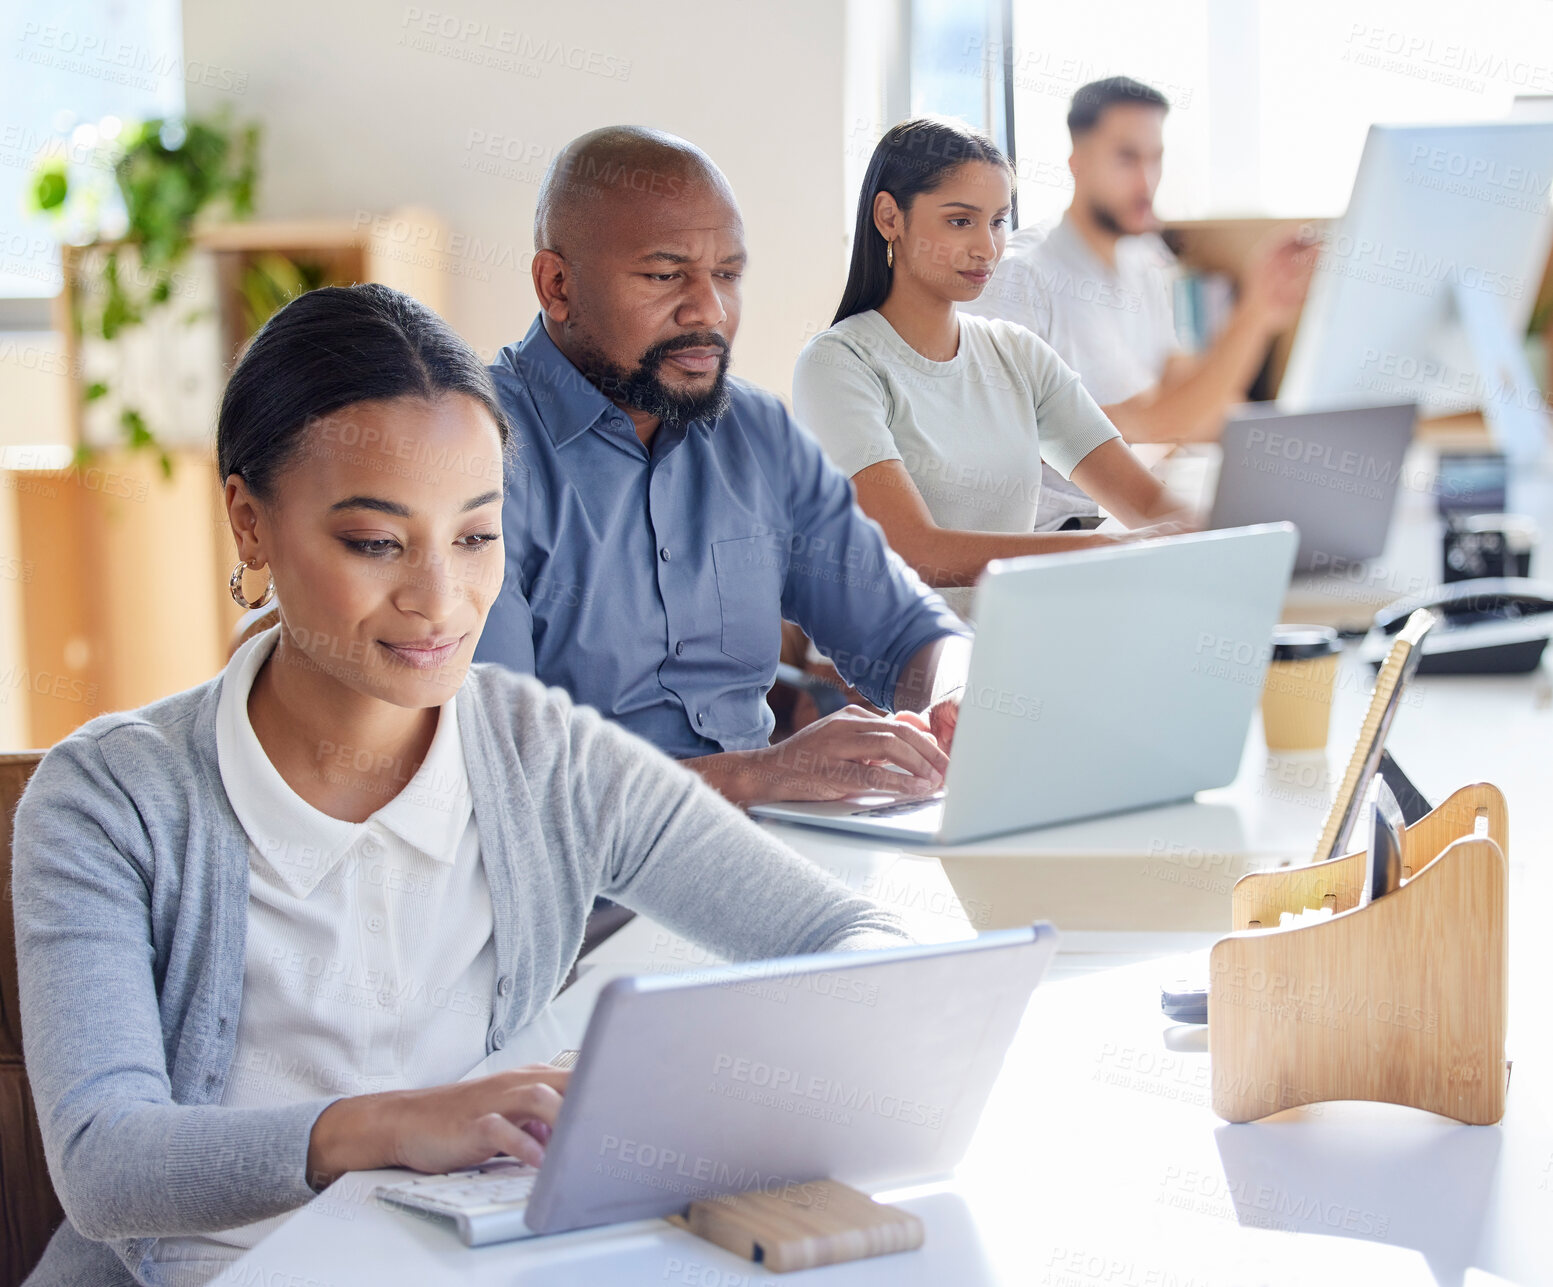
[1208,783,1508,1124]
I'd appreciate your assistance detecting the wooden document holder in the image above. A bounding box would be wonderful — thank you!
[671,1180,924,1273]
[1208,783,1508,1125]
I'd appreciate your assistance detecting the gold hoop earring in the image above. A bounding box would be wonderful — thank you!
[885,239,894,269]
[229,560,275,610]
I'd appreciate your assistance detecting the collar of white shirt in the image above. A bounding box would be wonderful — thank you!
[215,626,475,899]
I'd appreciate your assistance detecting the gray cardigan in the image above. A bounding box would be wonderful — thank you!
[12,658,908,1286]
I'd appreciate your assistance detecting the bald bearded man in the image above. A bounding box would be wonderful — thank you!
[473,126,969,805]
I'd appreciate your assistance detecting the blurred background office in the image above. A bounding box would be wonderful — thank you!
[2,0,1552,751]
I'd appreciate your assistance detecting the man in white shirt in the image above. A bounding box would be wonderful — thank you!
[963,76,1316,525]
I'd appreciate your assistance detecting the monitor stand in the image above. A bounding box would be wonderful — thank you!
[1452,278,1551,464]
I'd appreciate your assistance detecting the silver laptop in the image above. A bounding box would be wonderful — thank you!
[1209,402,1416,572]
[378,924,1057,1241]
[749,525,1298,845]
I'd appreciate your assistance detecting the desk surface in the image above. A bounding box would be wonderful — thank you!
[230,444,1553,1285]
[231,919,1553,1286]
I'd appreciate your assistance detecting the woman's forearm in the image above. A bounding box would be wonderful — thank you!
[849,458,1124,588]
[1069,438,1191,531]
[884,525,1117,587]
[306,1093,394,1189]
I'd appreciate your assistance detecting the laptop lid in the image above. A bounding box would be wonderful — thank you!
[1208,403,1417,571]
[935,524,1298,843]
[522,924,1058,1234]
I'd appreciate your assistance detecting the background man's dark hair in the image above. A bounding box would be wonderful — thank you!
[1067,77,1170,141]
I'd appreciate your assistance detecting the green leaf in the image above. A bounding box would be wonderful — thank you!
[83,381,108,401]
[120,407,154,449]
[239,252,327,334]
[30,161,69,212]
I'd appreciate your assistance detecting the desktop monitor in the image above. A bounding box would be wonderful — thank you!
[1279,122,1553,462]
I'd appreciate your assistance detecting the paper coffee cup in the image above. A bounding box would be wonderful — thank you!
[1261,626,1341,752]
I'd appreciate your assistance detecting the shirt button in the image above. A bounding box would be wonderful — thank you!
[659,547,671,562]
[491,1029,506,1050]
[361,839,380,857]
[697,712,706,727]
[378,988,394,1007]
[368,914,385,933]
[497,974,513,997]
[676,641,685,656]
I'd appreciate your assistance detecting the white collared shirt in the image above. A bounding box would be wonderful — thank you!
[152,626,496,1280]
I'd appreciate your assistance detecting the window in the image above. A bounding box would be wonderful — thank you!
[906,0,1553,228]
[2,0,185,300]
[890,0,1553,386]
[1004,0,1209,227]
[1252,0,1553,216]
[910,0,1012,153]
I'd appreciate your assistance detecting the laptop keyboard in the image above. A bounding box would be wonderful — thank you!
[379,1161,539,1212]
[376,1161,541,1245]
[850,792,945,818]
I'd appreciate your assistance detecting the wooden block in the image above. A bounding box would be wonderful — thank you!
[681,1180,924,1273]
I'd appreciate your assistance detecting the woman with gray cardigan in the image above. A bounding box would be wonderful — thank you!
[11,283,908,1287]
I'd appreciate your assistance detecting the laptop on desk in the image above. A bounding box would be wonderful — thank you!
[749,525,1299,846]
[1207,402,1417,572]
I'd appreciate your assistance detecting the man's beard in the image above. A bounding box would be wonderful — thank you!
[572,332,732,428]
[1088,198,1128,238]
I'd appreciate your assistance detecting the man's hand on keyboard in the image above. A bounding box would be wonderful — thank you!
[307,1064,570,1189]
[894,702,958,754]
[694,705,949,806]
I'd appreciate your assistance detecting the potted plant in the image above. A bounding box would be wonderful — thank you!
[30,111,260,473]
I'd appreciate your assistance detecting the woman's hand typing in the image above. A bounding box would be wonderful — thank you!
[306,1064,571,1190]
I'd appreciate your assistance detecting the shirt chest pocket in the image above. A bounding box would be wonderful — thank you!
[711,534,785,671]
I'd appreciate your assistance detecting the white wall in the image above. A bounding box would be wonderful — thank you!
[0,332,72,450]
[182,0,858,400]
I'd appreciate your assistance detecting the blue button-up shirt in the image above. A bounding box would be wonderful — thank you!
[473,316,965,759]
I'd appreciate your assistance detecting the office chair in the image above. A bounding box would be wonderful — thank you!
[0,751,65,1286]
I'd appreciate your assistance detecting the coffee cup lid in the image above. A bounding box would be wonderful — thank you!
[1461,512,1538,552]
[1270,624,1340,662]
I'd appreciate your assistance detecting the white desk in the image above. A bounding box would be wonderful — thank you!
[228,444,1553,1284]
[224,917,1553,1286]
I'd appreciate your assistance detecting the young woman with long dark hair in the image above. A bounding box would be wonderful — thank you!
[13,283,907,1287]
[794,118,1193,616]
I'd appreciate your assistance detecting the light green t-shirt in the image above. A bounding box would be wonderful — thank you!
[792,310,1121,614]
